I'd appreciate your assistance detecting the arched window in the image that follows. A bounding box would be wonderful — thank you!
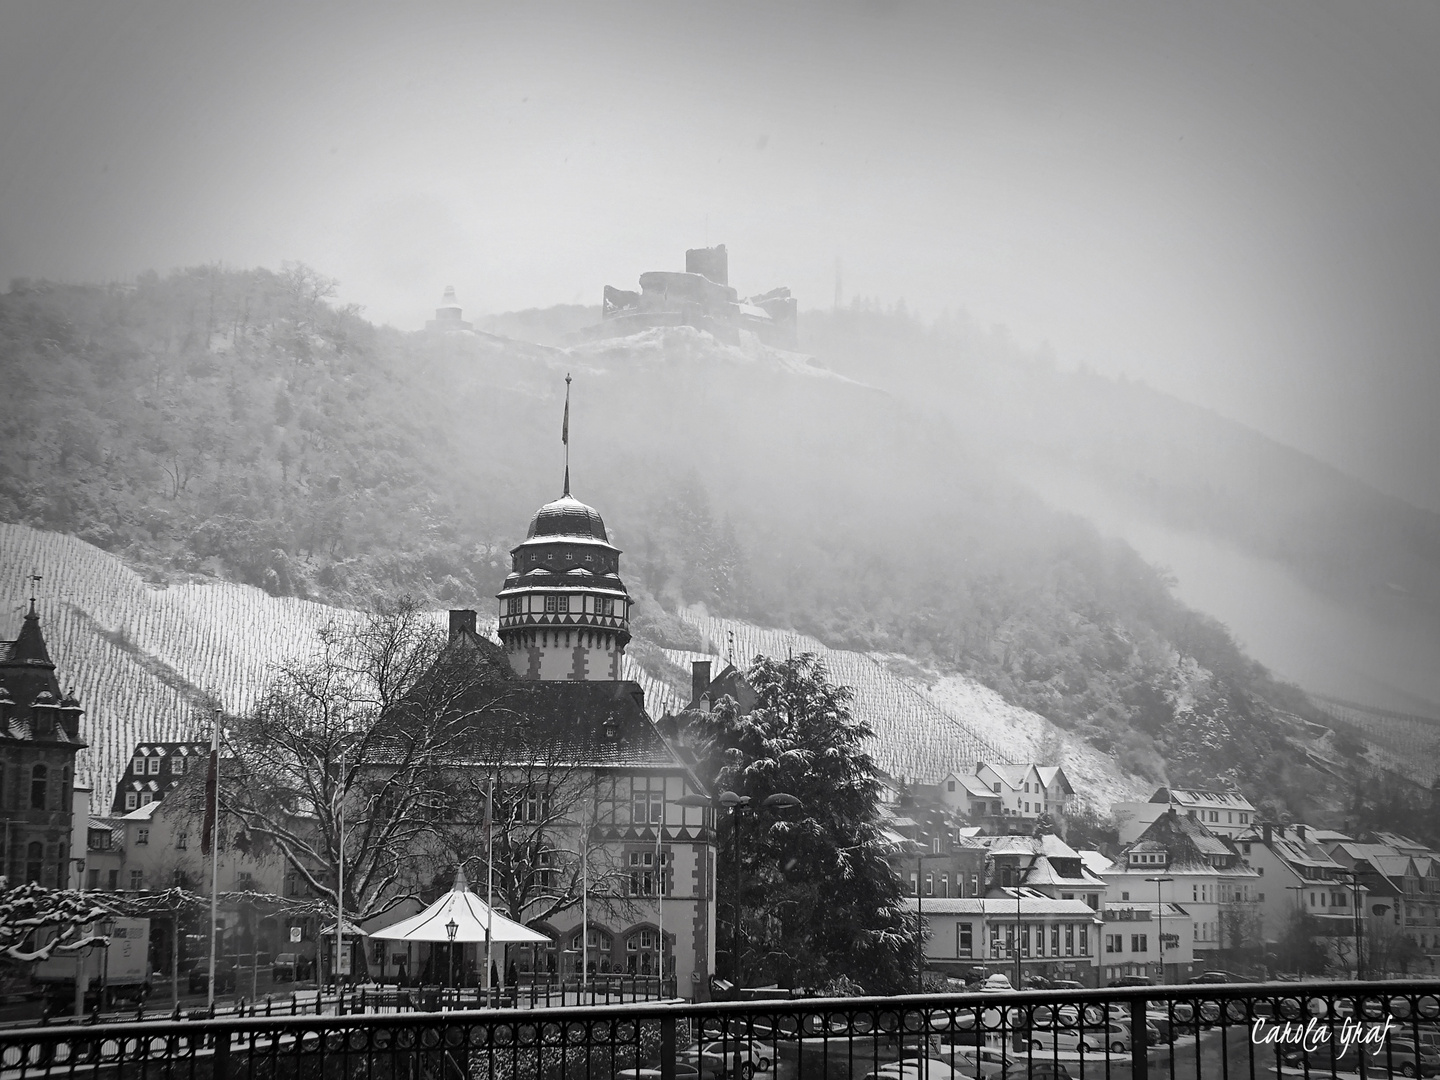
[30,765,47,810]
[25,841,42,883]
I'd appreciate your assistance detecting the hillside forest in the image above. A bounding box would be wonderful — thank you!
[2,266,1436,837]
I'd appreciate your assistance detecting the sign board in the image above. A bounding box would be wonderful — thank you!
[338,950,352,975]
[290,927,303,943]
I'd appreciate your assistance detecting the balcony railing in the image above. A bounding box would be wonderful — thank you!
[3,979,1440,1079]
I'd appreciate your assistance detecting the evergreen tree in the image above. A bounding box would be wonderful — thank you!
[698,653,916,993]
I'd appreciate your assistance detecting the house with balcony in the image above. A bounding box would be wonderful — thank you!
[934,763,1073,833]
[1237,821,1366,973]
[1326,833,1440,975]
[1103,808,1258,973]
[1101,900,1194,984]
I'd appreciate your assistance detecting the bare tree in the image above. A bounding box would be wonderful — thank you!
[429,755,636,931]
[217,599,511,931]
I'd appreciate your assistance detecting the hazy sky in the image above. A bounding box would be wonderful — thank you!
[2,2,1438,510]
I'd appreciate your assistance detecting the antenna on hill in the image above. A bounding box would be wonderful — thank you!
[562,373,572,497]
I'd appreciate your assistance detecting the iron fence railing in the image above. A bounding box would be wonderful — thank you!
[2,979,1439,1079]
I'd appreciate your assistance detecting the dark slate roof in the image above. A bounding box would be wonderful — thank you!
[1119,808,1255,874]
[524,495,609,543]
[454,680,684,770]
[0,606,84,748]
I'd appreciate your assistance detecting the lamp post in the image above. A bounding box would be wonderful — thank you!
[1285,885,1307,980]
[681,790,801,988]
[915,852,947,993]
[445,917,458,999]
[1145,876,1173,982]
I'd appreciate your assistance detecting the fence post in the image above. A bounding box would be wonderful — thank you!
[1130,995,1148,1080]
[213,1026,231,1080]
[661,1014,677,1080]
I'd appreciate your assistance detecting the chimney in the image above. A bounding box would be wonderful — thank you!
[1276,824,1286,839]
[1263,822,1273,845]
[1296,824,1308,842]
[692,661,712,708]
[449,609,477,640]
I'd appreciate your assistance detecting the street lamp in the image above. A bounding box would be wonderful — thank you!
[1145,876,1173,982]
[1285,885,1308,980]
[682,790,802,987]
[445,918,459,997]
[915,852,948,993]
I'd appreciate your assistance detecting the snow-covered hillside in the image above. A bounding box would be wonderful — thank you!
[2,522,1149,812]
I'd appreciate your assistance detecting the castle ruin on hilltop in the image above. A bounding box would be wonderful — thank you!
[585,245,797,349]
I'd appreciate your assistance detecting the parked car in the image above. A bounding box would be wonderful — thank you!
[272,953,297,982]
[1108,976,1152,988]
[677,1040,773,1079]
[1000,1063,1071,1080]
[1027,1022,1134,1055]
[980,975,1014,993]
[951,1046,1010,1079]
[1048,981,1087,992]
[615,1066,702,1080]
[862,1059,969,1080]
[187,964,235,995]
[1378,1038,1440,1078]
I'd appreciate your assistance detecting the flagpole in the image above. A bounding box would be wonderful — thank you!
[207,708,220,1009]
[655,786,664,996]
[336,747,344,997]
[485,772,494,999]
[562,373,571,497]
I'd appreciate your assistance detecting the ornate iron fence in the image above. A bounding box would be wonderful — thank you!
[2,979,1439,1079]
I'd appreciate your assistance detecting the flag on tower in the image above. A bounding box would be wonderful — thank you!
[562,374,571,445]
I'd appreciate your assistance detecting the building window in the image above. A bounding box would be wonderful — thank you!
[957,923,973,956]
[1065,925,1074,956]
[925,872,934,897]
[30,765,47,809]
[130,870,143,890]
[87,869,99,890]
[1131,934,1148,953]
[172,757,185,776]
[1080,927,1089,955]
[133,756,146,775]
[544,595,569,614]
[124,791,138,811]
[632,783,663,826]
[177,832,188,849]
[147,757,161,775]
[507,597,523,616]
[136,828,150,845]
[1106,934,1120,954]
[1051,925,1060,954]
[25,841,42,883]
[140,791,153,806]
[947,780,956,792]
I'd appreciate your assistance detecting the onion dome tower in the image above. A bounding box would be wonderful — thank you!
[497,375,631,680]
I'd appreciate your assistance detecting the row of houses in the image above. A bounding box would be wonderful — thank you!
[893,780,1440,986]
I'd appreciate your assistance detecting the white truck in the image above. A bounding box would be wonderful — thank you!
[34,918,151,1013]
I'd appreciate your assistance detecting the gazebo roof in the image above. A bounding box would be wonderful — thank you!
[370,870,549,944]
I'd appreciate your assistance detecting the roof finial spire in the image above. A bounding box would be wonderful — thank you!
[561,373,572,497]
[27,572,41,615]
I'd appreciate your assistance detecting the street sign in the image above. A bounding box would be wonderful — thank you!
[290,927,303,943]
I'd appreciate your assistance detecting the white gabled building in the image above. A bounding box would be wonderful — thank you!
[1101,901,1194,985]
[1113,787,1257,845]
[935,763,1074,832]
[906,893,1103,986]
